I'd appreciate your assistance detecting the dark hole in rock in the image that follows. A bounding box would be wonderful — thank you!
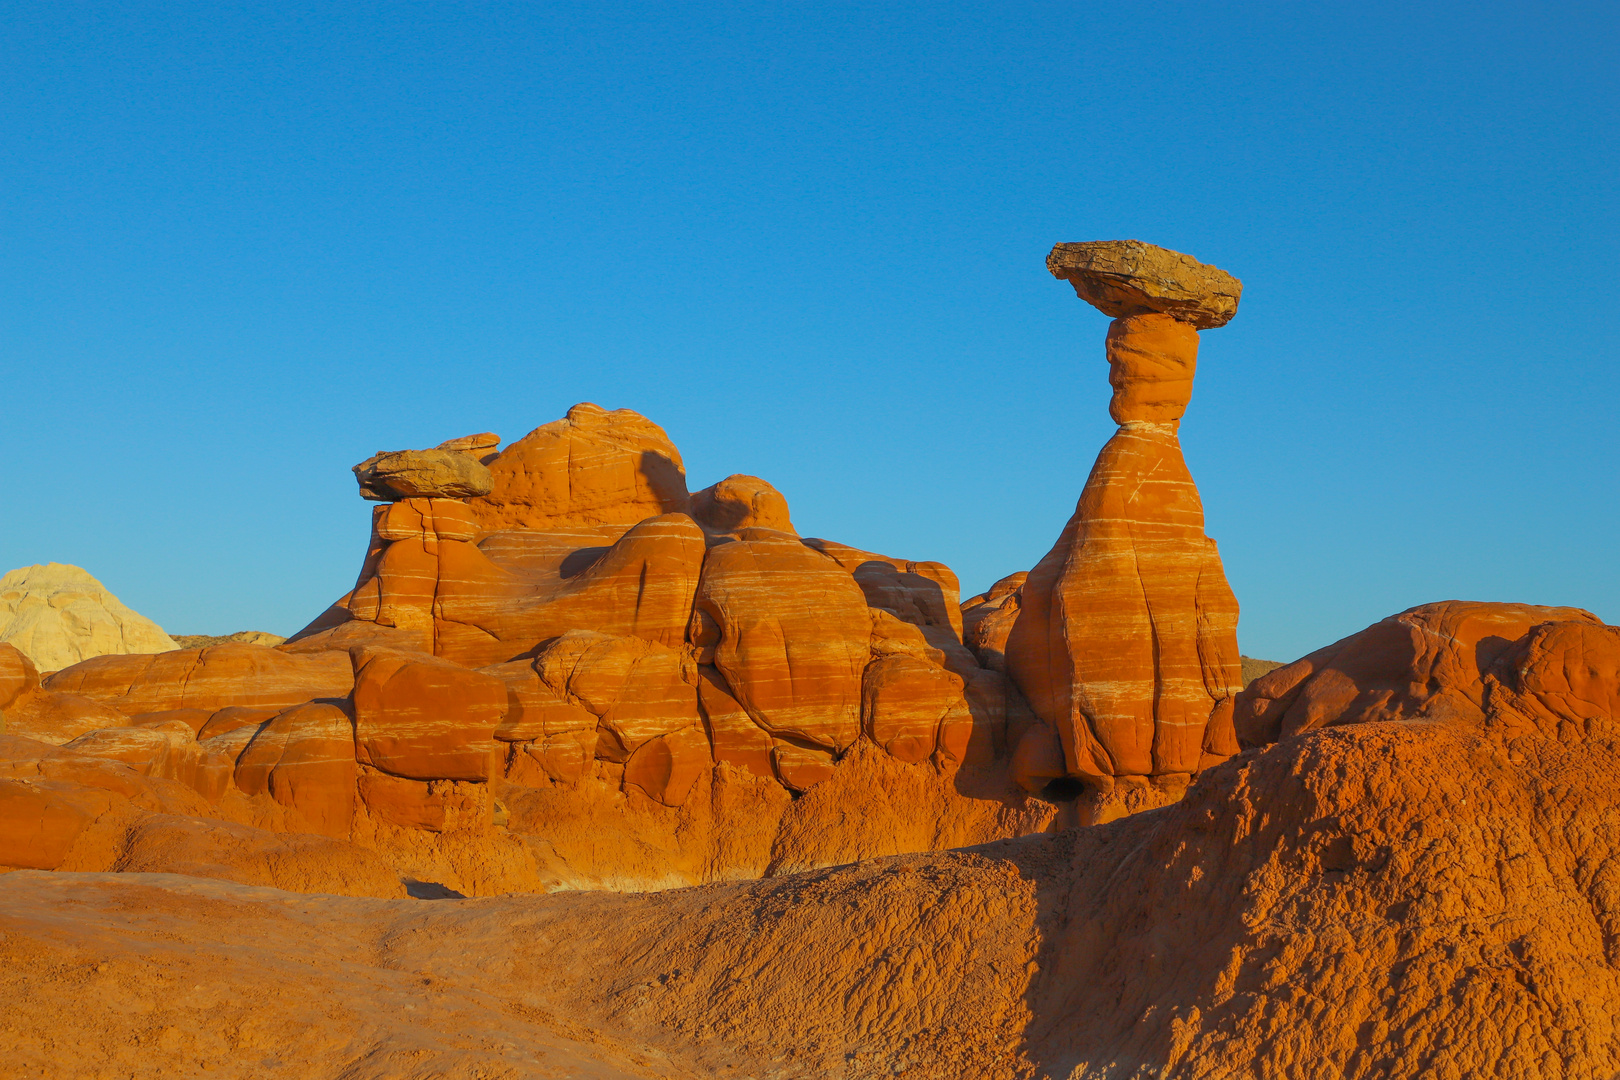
[1040,777,1087,802]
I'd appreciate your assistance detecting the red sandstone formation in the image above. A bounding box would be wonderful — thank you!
[40,643,353,715]
[2,243,1618,1076]
[0,399,1063,894]
[8,599,1620,1076]
[1002,241,1243,815]
[690,473,797,535]
[1234,599,1605,743]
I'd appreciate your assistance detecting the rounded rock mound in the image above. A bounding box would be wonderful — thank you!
[0,564,177,672]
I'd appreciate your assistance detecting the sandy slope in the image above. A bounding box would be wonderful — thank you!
[5,713,1619,1079]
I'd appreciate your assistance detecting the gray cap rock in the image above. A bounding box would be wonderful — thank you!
[353,449,494,502]
[1047,240,1242,329]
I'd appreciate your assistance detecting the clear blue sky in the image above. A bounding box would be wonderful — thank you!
[2,2,1615,661]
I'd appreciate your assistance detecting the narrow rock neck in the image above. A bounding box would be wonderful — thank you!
[1106,313,1200,425]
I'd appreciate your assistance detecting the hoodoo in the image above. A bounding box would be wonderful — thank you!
[1000,240,1245,817]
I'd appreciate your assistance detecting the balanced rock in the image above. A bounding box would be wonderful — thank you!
[0,564,178,672]
[5,398,1069,893]
[354,448,495,501]
[1005,241,1243,794]
[1047,239,1242,329]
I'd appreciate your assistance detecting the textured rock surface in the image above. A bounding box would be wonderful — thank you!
[962,571,1027,673]
[690,474,795,535]
[231,702,358,837]
[42,643,353,716]
[0,563,178,672]
[0,688,129,746]
[1006,420,1242,782]
[9,626,1620,1079]
[4,390,1253,892]
[0,642,39,713]
[171,631,286,649]
[693,528,871,751]
[434,431,501,462]
[1235,600,1602,744]
[1047,238,1242,329]
[351,647,502,782]
[1006,253,1243,793]
[1240,655,1284,686]
[353,448,495,501]
[292,500,706,667]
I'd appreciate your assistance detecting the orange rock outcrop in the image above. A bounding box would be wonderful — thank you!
[1003,242,1242,807]
[9,601,1620,1076]
[3,244,1619,1076]
[1234,599,1604,742]
[2,398,1070,894]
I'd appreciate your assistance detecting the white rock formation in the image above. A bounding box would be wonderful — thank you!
[0,563,178,672]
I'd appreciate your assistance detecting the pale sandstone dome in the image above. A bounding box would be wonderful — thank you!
[0,563,178,672]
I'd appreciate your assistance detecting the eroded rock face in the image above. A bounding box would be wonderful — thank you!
[351,647,502,782]
[1234,600,1604,744]
[693,528,870,752]
[289,502,707,667]
[690,474,795,535]
[0,642,39,713]
[1005,243,1242,796]
[42,643,353,716]
[0,564,178,672]
[13,617,1620,1079]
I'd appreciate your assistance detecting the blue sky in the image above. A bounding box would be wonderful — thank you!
[1,2,1615,660]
